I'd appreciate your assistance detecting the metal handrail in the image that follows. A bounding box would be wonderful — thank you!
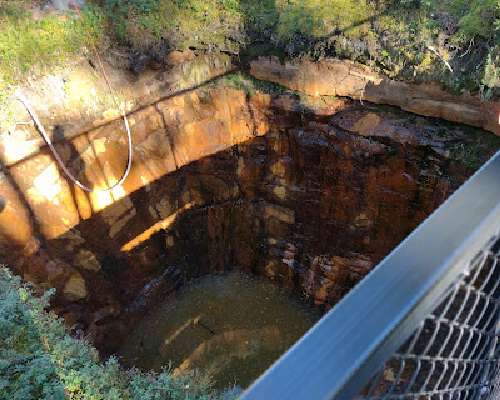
[242,151,500,400]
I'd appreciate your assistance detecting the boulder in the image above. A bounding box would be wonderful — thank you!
[63,273,87,301]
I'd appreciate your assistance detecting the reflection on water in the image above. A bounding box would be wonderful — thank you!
[118,272,321,390]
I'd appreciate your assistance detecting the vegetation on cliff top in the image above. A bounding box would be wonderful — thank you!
[0,268,231,400]
[0,0,105,107]
[0,0,498,98]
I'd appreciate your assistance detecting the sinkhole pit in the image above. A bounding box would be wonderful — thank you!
[2,79,497,391]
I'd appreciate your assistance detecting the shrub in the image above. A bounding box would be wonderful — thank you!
[0,268,226,400]
[448,0,498,42]
[102,0,243,52]
[275,0,372,42]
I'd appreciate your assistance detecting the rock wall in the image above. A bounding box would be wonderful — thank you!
[1,53,496,355]
[1,51,233,166]
[250,57,500,136]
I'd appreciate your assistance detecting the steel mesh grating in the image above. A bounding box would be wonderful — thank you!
[360,232,500,400]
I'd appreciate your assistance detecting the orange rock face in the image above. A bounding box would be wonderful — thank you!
[1,75,496,355]
[0,52,234,167]
[250,56,500,136]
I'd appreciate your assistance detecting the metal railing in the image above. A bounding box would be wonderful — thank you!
[242,151,500,400]
[361,231,499,399]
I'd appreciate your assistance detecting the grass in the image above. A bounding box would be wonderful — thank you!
[0,1,105,113]
[0,2,104,81]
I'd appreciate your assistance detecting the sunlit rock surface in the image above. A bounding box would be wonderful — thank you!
[250,56,500,135]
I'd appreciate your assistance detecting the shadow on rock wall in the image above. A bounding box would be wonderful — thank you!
[0,80,473,355]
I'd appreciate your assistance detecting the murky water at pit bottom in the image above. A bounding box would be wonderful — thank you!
[119,272,321,390]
